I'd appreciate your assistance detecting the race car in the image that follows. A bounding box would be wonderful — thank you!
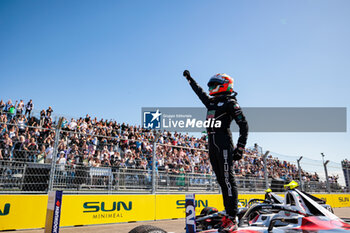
[129,181,350,233]
[191,181,350,233]
[195,182,335,232]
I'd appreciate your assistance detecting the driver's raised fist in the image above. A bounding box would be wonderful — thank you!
[183,70,191,78]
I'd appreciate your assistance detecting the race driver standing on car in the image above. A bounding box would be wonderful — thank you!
[183,70,248,232]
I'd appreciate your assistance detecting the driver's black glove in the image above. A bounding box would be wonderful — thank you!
[183,70,191,79]
[233,147,244,161]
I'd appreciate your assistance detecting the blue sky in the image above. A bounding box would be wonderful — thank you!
[1,1,349,169]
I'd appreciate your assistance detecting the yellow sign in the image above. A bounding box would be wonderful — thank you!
[60,194,155,226]
[238,194,265,207]
[313,194,350,208]
[0,195,47,230]
[333,194,350,208]
[1,193,350,231]
[155,194,184,219]
[155,194,225,220]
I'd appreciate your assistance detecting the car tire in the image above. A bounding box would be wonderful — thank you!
[128,225,167,233]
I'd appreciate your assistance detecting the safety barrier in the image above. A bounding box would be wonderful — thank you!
[0,122,347,195]
[0,193,349,230]
[2,159,343,194]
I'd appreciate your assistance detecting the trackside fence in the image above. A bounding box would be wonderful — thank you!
[0,122,347,194]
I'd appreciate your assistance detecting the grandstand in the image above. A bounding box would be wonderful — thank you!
[0,98,345,194]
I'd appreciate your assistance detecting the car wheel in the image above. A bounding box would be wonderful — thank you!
[129,225,167,233]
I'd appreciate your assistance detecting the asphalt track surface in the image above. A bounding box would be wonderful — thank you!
[13,208,350,233]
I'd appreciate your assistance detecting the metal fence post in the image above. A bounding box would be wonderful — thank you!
[321,153,331,193]
[116,170,120,191]
[342,162,350,193]
[297,156,304,191]
[166,173,169,191]
[48,117,63,192]
[262,150,270,190]
[186,173,189,191]
[347,167,350,193]
[346,165,350,193]
[151,131,160,194]
[151,141,156,194]
[108,173,112,192]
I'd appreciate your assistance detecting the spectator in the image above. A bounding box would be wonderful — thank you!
[342,159,350,169]
[28,116,40,127]
[45,141,54,163]
[67,153,75,166]
[25,100,34,117]
[4,100,12,113]
[57,151,67,171]
[102,155,111,167]
[61,117,68,129]
[40,109,46,126]
[13,135,28,161]
[8,126,17,139]
[16,100,24,117]
[0,133,12,160]
[0,100,5,113]
[92,157,101,167]
[46,106,53,118]
[37,145,46,164]
[7,100,17,122]
[68,118,77,130]
[27,137,39,162]
[17,115,27,135]
[56,151,67,183]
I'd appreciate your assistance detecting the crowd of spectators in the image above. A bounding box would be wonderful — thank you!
[342,159,350,169]
[0,98,341,186]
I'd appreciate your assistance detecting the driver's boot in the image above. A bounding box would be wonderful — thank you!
[219,215,238,232]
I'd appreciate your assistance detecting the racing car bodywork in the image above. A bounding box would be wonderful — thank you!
[192,181,350,233]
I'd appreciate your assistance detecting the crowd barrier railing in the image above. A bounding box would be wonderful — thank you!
[0,122,348,194]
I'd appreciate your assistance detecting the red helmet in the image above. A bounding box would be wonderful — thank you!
[207,73,234,96]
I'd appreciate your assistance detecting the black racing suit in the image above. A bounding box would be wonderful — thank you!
[186,75,248,218]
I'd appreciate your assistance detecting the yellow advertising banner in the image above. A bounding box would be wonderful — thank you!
[60,194,155,226]
[155,194,184,220]
[237,194,265,208]
[155,194,225,220]
[0,195,48,230]
[154,193,267,220]
[331,194,350,208]
[1,193,350,231]
[313,194,350,208]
